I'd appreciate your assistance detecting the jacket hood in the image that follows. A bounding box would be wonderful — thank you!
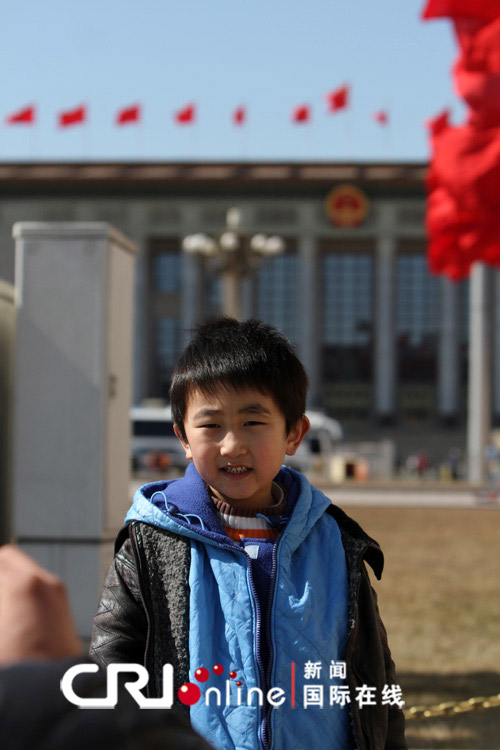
[125,462,332,552]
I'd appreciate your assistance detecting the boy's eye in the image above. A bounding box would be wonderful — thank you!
[245,421,264,426]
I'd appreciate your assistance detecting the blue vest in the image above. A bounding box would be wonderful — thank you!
[126,464,351,750]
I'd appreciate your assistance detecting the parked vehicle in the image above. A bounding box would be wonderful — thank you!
[130,405,188,473]
[285,410,344,474]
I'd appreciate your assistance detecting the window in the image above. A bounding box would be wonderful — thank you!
[147,238,182,396]
[154,317,181,391]
[322,252,374,382]
[256,251,299,343]
[397,253,440,382]
[152,252,182,293]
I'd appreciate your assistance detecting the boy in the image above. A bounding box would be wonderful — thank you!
[91,318,406,750]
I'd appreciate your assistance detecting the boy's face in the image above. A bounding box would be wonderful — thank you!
[174,386,309,510]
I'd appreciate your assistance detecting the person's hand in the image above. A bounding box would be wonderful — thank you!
[0,545,82,665]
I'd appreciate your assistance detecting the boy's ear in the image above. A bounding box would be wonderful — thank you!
[285,415,310,456]
[174,424,193,460]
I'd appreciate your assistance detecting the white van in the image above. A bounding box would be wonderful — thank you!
[130,405,188,473]
[285,410,344,474]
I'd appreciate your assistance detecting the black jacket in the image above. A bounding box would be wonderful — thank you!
[90,505,407,750]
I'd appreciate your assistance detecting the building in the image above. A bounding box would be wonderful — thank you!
[1,160,498,460]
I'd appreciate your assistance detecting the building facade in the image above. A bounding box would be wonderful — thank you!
[1,160,499,446]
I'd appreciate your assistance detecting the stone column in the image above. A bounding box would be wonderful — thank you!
[298,204,320,407]
[127,203,148,406]
[374,234,397,423]
[467,263,490,483]
[437,278,460,424]
[492,270,500,424]
[12,222,137,639]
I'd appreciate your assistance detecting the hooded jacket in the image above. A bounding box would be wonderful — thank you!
[91,465,406,750]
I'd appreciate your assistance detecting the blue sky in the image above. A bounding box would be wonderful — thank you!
[0,0,462,162]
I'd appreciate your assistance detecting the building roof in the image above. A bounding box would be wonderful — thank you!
[0,161,427,190]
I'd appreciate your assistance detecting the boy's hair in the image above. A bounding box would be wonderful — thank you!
[170,317,308,441]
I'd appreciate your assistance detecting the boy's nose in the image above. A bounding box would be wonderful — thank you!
[220,431,246,457]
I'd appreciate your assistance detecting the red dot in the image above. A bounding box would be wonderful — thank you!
[178,682,201,706]
[194,667,209,682]
[213,664,224,675]
[229,671,237,680]
[236,681,242,687]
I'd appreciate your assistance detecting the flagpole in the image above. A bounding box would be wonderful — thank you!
[467,262,490,483]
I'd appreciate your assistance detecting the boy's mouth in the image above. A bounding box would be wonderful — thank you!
[221,465,252,476]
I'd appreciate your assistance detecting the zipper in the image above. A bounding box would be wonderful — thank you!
[246,538,281,750]
[245,555,268,750]
[262,539,279,750]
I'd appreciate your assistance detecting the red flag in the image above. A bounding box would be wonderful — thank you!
[325,86,349,113]
[233,106,246,126]
[175,104,195,124]
[422,0,500,21]
[116,104,141,125]
[6,105,35,124]
[59,105,86,127]
[291,105,311,123]
[372,110,389,125]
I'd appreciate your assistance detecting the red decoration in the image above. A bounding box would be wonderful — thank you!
[58,105,86,127]
[175,104,195,124]
[325,85,349,113]
[452,16,500,127]
[116,104,141,125]
[212,664,224,675]
[372,110,389,125]
[427,109,451,136]
[426,121,500,278]
[422,0,500,21]
[6,105,35,124]
[418,4,500,278]
[291,104,311,123]
[233,106,246,125]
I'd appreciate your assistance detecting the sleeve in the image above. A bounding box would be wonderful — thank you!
[370,581,407,750]
[90,535,148,669]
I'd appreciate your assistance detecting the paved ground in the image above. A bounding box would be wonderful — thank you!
[317,485,500,509]
[130,474,500,509]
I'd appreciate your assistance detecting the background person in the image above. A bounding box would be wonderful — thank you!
[0,545,212,750]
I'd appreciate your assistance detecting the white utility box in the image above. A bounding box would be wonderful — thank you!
[12,223,137,638]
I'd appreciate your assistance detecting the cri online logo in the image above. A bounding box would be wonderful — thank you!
[61,662,287,710]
